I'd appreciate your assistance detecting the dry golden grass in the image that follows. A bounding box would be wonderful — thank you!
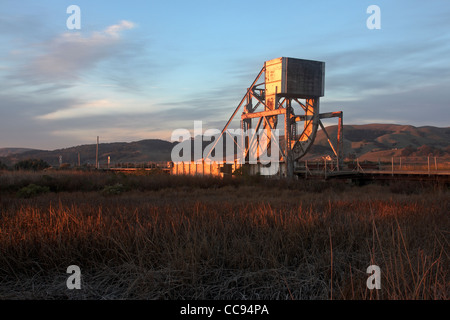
[0,171,448,299]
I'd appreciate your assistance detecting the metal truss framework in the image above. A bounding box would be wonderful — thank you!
[205,64,344,177]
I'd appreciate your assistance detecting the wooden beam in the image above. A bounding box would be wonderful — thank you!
[241,107,286,120]
[318,120,338,157]
[319,111,343,119]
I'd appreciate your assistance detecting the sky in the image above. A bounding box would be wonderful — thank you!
[0,0,449,150]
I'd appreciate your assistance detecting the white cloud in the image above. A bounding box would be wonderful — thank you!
[17,20,136,83]
[105,20,135,37]
[35,96,159,121]
[36,99,121,120]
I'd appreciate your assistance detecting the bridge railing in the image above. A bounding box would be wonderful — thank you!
[350,156,450,174]
[296,156,450,177]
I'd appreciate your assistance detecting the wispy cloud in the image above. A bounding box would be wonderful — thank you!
[35,97,159,121]
[14,20,135,84]
[36,99,121,120]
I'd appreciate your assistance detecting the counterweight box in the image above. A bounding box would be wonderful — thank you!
[265,57,325,98]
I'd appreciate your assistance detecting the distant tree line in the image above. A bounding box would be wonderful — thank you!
[13,159,51,171]
[0,160,7,170]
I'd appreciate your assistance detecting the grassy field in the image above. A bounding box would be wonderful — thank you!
[0,170,448,299]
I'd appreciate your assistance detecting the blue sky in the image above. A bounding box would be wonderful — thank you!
[1,0,449,149]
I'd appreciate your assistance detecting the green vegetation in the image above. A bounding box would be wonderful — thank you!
[13,159,50,171]
[16,183,50,198]
[100,183,127,196]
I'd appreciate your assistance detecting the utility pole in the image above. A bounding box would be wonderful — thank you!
[96,136,99,169]
[391,157,394,176]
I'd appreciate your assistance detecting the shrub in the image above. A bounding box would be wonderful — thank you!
[101,183,127,196]
[14,159,50,171]
[0,161,8,170]
[16,183,50,198]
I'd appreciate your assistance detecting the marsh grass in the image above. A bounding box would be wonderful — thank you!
[0,171,448,299]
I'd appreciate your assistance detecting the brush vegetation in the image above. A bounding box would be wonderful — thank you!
[0,170,448,299]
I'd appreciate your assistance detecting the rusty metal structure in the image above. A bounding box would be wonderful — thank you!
[205,57,343,178]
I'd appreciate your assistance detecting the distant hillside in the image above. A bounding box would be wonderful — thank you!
[1,124,449,167]
[0,148,36,157]
[0,139,176,167]
[308,124,450,161]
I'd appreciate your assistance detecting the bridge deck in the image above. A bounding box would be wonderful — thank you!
[294,169,450,181]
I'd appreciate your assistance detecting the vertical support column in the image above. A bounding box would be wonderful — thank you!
[243,119,252,164]
[302,98,316,142]
[243,90,251,164]
[240,119,245,165]
[285,99,294,178]
[337,113,343,172]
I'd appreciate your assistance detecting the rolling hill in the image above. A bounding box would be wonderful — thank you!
[0,148,37,158]
[0,139,177,167]
[308,124,450,161]
[1,124,449,167]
